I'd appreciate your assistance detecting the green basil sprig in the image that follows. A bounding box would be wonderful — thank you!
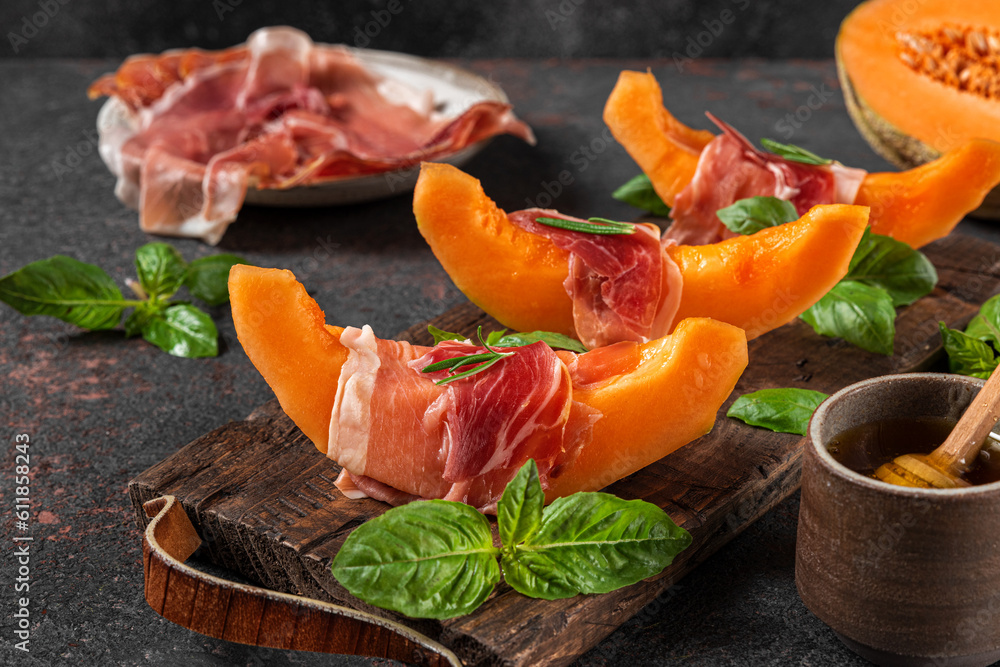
[940,294,1000,378]
[331,460,691,619]
[727,388,829,435]
[798,230,937,355]
[716,196,798,235]
[0,243,246,358]
[612,174,671,218]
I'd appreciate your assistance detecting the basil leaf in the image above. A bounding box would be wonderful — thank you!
[502,492,691,600]
[183,254,247,306]
[716,196,798,235]
[964,294,1000,349]
[427,324,469,345]
[940,322,999,379]
[123,302,164,338]
[0,256,125,330]
[331,499,501,619]
[140,304,218,358]
[612,174,671,218]
[497,460,544,549]
[800,280,896,355]
[485,329,508,347]
[845,230,937,307]
[727,388,829,435]
[498,331,588,353]
[760,138,832,166]
[135,243,187,300]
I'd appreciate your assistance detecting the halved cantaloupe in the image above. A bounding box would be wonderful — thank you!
[837,0,1000,161]
[836,0,1000,217]
[413,162,868,341]
[604,69,1000,241]
[229,264,748,500]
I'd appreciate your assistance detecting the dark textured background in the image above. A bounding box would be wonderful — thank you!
[5,1,994,666]
[3,0,861,59]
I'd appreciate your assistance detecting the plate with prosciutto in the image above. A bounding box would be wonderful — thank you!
[89,26,535,244]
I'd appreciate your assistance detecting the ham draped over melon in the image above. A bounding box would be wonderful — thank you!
[667,114,867,246]
[413,162,871,344]
[329,326,594,512]
[89,26,534,244]
[507,210,682,349]
[228,265,750,511]
[604,69,1000,249]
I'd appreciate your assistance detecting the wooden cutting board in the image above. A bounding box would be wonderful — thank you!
[128,233,1000,667]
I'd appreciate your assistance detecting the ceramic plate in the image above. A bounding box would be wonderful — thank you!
[97,47,513,208]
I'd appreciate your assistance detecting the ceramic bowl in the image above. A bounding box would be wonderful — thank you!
[797,372,1000,667]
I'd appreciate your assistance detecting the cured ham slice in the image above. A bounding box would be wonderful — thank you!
[329,325,595,512]
[508,210,682,349]
[665,114,866,246]
[90,27,535,244]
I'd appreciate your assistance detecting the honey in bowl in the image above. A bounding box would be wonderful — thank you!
[826,416,1000,486]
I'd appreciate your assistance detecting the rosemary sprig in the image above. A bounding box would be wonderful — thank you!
[535,216,635,235]
[760,138,832,166]
[422,326,514,386]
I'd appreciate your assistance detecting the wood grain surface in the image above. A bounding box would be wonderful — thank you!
[128,233,1000,667]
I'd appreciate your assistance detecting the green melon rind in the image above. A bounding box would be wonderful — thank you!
[835,50,939,169]
[835,41,1000,220]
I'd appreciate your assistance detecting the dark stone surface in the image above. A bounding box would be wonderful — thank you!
[2,56,1000,667]
[0,0,863,59]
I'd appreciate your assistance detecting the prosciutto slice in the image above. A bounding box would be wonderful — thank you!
[90,27,535,244]
[665,114,866,246]
[509,210,683,349]
[329,326,596,513]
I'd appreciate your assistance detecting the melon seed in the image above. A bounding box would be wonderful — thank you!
[896,25,1000,100]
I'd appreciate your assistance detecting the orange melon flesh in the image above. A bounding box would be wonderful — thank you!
[414,162,574,335]
[603,70,715,207]
[669,204,870,339]
[836,0,1000,156]
[414,162,869,341]
[229,265,748,500]
[855,139,1000,248]
[545,317,747,499]
[229,264,347,454]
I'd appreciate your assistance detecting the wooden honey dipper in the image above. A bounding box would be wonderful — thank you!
[874,367,1000,488]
